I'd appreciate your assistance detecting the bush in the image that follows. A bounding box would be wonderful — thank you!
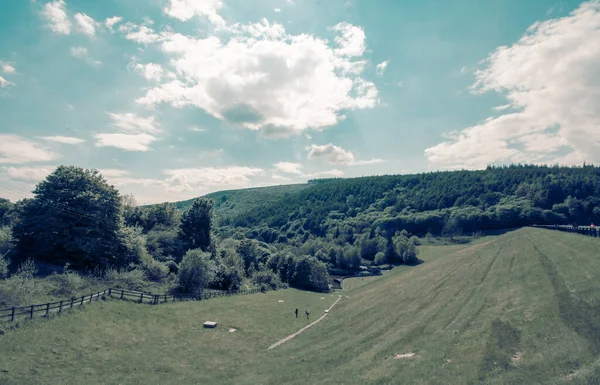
[141,257,169,282]
[50,264,85,296]
[177,249,217,296]
[252,269,283,290]
[374,252,387,265]
[0,258,40,307]
[104,268,148,291]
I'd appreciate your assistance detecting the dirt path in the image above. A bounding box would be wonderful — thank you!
[267,295,342,350]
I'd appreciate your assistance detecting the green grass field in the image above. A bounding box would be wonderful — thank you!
[2,227,600,384]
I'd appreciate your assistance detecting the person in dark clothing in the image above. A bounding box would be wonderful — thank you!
[295,308,298,318]
[306,310,310,320]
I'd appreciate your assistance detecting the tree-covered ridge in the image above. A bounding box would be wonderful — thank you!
[227,164,600,235]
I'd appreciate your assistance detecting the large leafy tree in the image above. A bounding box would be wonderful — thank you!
[179,198,213,252]
[12,166,125,268]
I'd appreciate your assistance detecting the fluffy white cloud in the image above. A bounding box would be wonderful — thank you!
[131,63,163,81]
[426,1,600,169]
[104,16,122,30]
[492,104,511,111]
[94,112,160,151]
[0,135,59,164]
[271,173,291,182]
[2,166,55,182]
[163,0,226,27]
[39,136,85,144]
[1,62,15,74]
[74,13,98,36]
[119,22,162,45]
[94,133,157,151]
[0,76,13,88]
[274,161,303,174]
[350,158,384,166]
[42,0,71,35]
[306,143,354,165]
[375,60,389,75]
[70,46,101,65]
[274,8,281,13]
[162,166,263,192]
[189,126,206,132]
[108,112,160,133]
[308,169,344,178]
[133,18,378,136]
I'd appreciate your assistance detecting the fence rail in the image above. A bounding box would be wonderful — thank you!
[0,287,267,324]
[533,224,600,238]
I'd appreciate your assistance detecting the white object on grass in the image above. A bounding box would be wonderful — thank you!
[203,321,217,328]
[278,300,284,303]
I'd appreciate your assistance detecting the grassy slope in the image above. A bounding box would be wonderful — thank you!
[2,228,600,384]
[172,184,309,217]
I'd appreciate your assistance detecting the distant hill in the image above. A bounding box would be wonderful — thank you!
[172,183,310,221]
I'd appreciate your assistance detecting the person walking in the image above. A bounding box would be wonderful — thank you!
[306,310,310,320]
[295,308,298,318]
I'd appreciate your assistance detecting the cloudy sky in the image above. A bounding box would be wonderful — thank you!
[1,0,599,204]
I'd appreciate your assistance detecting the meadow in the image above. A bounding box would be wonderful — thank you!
[1,227,600,384]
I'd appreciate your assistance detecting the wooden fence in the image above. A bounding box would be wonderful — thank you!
[0,287,267,324]
[533,224,600,238]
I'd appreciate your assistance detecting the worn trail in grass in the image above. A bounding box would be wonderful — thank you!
[2,228,600,384]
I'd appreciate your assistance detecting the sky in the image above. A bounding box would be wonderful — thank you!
[1,0,599,204]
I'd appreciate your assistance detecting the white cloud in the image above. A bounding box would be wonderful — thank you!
[119,22,162,45]
[349,158,384,166]
[330,22,366,58]
[0,76,13,88]
[94,133,157,151]
[70,46,101,66]
[163,0,226,27]
[271,173,291,182]
[42,0,71,35]
[274,8,281,12]
[74,13,98,36]
[108,112,160,133]
[460,66,467,74]
[306,143,354,165]
[39,135,85,144]
[105,16,122,30]
[274,161,303,174]
[492,104,511,111]
[396,81,403,88]
[94,112,160,151]
[189,126,206,132]
[98,169,130,178]
[0,135,59,164]
[2,166,55,182]
[162,166,263,192]
[308,169,344,178]
[1,62,15,74]
[375,60,389,76]
[131,63,163,81]
[426,1,600,169]
[134,19,378,137]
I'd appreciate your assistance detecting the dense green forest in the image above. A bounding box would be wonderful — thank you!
[1,164,599,308]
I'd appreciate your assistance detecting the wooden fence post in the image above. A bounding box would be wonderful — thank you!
[108,288,112,297]
[71,297,74,309]
[30,305,34,319]
[45,303,50,317]
[81,296,84,306]
[11,307,15,322]
[140,292,144,303]
[164,293,167,303]
[59,300,63,313]
[121,290,124,300]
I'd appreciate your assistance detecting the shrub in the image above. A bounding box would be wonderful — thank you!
[252,269,283,290]
[177,249,216,296]
[104,268,148,291]
[141,257,169,282]
[374,252,387,265]
[50,264,84,296]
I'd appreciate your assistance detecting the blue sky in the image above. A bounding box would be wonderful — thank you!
[1,0,599,204]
